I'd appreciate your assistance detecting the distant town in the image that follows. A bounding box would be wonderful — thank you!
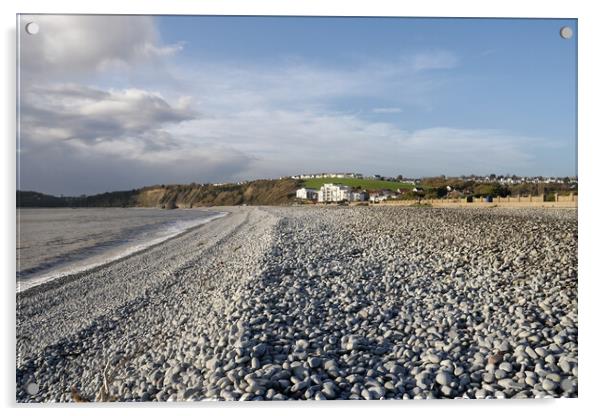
[289,172,576,185]
[287,172,578,204]
[210,172,577,187]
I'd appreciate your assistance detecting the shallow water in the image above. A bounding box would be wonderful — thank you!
[16,208,225,291]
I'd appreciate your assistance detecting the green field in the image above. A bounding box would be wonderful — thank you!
[302,177,416,191]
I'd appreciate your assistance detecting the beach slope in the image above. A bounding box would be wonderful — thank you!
[17,206,577,401]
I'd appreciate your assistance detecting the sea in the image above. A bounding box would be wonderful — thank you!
[16,208,226,292]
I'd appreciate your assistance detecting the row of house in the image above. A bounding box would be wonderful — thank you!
[455,175,578,185]
[289,172,419,185]
[212,180,249,187]
[291,173,363,180]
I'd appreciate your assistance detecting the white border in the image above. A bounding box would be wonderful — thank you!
[2,1,600,415]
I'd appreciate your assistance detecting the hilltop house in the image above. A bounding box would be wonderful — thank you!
[369,190,394,203]
[296,187,319,201]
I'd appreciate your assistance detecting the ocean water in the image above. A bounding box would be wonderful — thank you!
[16,208,226,292]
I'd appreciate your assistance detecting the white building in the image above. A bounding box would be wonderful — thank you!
[350,191,369,202]
[317,183,352,202]
[369,194,387,203]
[296,188,318,200]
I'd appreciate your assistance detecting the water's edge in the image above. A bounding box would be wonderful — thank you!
[16,211,229,293]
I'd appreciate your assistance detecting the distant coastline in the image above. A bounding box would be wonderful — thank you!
[17,174,577,209]
[16,178,300,208]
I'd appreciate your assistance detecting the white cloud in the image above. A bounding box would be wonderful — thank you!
[411,50,459,71]
[19,15,181,76]
[21,84,196,147]
[179,51,456,113]
[19,83,253,194]
[168,109,552,181]
[372,107,404,114]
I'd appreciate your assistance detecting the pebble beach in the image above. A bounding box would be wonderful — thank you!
[16,206,578,402]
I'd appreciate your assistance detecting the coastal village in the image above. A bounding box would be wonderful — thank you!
[292,172,578,205]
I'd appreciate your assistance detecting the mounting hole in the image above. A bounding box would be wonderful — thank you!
[26,382,39,395]
[25,22,39,35]
[560,26,573,39]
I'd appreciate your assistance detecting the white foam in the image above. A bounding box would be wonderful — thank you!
[17,211,228,293]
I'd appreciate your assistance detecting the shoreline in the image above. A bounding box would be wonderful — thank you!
[16,210,229,294]
[16,206,577,401]
[16,207,270,357]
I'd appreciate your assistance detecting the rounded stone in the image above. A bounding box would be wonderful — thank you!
[435,372,452,386]
[308,357,322,369]
[499,362,513,373]
[560,379,576,394]
[542,379,558,392]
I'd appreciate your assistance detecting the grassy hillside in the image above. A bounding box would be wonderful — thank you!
[17,179,300,208]
[302,177,416,191]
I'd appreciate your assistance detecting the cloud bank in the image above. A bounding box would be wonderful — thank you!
[20,84,253,195]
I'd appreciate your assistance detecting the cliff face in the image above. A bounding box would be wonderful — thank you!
[17,179,300,208]
[140,179,300,208]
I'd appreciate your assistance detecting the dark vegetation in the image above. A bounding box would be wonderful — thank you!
[418,177,577,199]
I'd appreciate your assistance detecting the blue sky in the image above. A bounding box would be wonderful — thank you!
[19,16,577,195]
[157,16,576,142]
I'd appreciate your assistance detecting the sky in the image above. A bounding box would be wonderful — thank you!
[17,15,577,196]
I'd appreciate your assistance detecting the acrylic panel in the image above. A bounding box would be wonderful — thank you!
[16,15,577,402]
